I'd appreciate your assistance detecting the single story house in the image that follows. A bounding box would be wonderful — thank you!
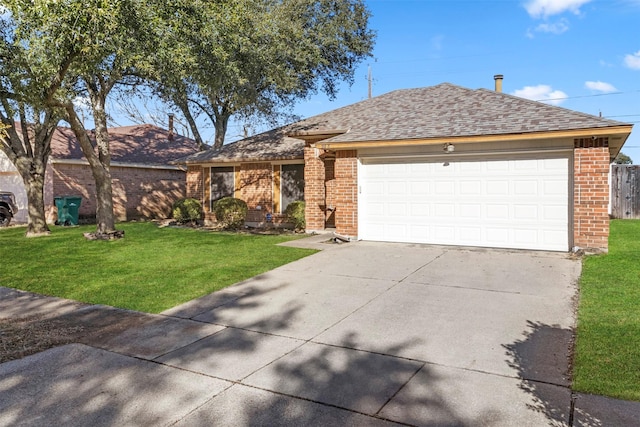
[0,123,200,223]
[179,80,632,252]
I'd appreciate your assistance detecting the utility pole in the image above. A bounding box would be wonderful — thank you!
[368,65,372,99]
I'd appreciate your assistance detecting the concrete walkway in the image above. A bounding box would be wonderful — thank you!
[1,236,640,426]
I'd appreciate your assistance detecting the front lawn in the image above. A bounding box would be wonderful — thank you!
[573,219,640,401]
[0,222,316,313]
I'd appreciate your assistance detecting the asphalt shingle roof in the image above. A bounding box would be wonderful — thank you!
[181,82,630,163]
[51,124,200,166]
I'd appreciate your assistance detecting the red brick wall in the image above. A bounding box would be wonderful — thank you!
[335,150,358,237]
[51,163,186,221]
[573,147,610,251]
[50,164,95,215]
[304,146,326,231]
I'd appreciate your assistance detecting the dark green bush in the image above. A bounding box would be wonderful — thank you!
[172,198,203,224]
[285,201,305,230]
[213,197,248,229]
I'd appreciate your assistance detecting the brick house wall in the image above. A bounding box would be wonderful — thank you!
[187,163,293,226]
[186,166,203,203]
[573,141,611,252]
[304,146,326,231]
[302,147,358,237]
[334,150,358,237]
[48,163,187,221]
[238,163,273,210]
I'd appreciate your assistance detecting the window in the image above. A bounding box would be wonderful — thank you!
[210,166,234,209]
[280,164,304,212]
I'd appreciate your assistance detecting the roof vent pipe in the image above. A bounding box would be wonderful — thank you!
[494,74,503,93]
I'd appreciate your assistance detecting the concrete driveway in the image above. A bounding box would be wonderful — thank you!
[2,238,636,426]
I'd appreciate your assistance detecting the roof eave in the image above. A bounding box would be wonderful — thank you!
[314,125,634,150]
[180,155,304,166]
[287,129,349,141]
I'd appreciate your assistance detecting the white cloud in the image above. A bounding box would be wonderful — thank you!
[512,85,568,105]
[533,19,570,34]
[585,81,618,93]
[624,50,640,70]
[524,0,592,18]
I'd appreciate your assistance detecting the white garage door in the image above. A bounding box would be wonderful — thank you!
[359,155,570,251]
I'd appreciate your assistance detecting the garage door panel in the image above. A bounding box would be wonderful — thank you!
[544,205,568,221]
[460,181,481,194]
[410,181,430,194]
[487,180,509,195]
[544,180,568,195]
[360,156,569,251]
[411,203,430,216]
[514,181,538,195]
[484,227,509,243]
[486,204,510,220]
[434,204,455,217]
[411,223,429,234]
[433,226,456,240]
[459,204,481,218]
[459,227,482,242]
[388,203,407,216]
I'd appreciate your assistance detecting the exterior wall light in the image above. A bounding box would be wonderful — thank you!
[444,143,455,153]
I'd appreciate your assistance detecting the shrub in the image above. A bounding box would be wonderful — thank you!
[213,197,248,229]
[285,201,305,230]
[172,198,203,224]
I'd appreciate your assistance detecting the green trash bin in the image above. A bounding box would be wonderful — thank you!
[54,196,82,226]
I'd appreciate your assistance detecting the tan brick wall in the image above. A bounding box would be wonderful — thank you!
[573,147,610,251]
[51,163,186,221]
[334,150,358,237]
[186,166,203,203]
[304,146,326,231]
[238,163,273,210]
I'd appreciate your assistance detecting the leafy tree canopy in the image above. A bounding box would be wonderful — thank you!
[144,0,376,148]
[614,152,633,165]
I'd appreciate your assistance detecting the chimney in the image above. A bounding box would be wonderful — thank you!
[494,74,503,93]
[168,113,174,141]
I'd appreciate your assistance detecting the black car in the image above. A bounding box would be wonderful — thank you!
[0,191,18,226]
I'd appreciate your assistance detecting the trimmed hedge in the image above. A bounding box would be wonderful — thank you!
[213,197,248,229]
[172,198,203,224]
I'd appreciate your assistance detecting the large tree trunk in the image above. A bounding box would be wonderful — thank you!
[22,162,50,237]
[64,101,117,236]
[91,97,117,235]
[213,112,230,150]
[1,117,54,237]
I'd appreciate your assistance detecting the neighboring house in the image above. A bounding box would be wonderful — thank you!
[179,80,633,252]
[0,124,201,223]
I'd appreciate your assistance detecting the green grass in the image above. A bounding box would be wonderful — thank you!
[0,222,316,313]
[573,219,640,401]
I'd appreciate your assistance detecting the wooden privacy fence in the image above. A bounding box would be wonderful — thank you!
[611,165,640,219]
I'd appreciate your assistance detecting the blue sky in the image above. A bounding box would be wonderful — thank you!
[103,0,639,161]
[287,0,640,162]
